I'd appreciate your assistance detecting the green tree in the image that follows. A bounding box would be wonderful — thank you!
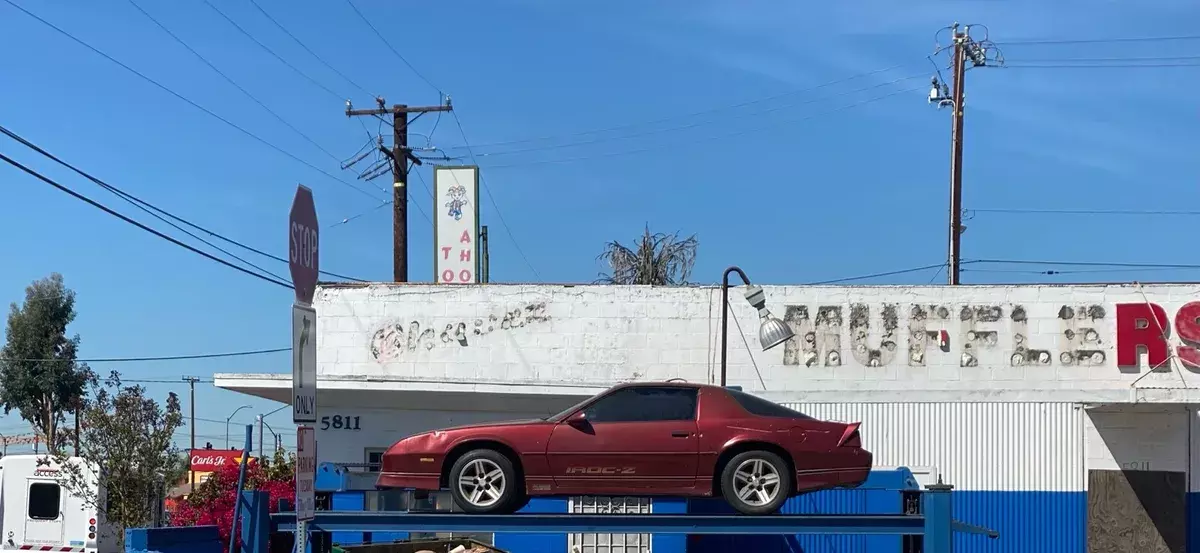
[596,226,699,285]
[58,371,185,548]
[0,273,95,447]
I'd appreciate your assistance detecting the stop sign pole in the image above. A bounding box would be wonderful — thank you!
[288,185,319,533]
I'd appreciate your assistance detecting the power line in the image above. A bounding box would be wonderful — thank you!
[245,0,375,99]
[483,82,925,169]
[0,124,369,282]
[2,0,382,202]
[973,207,1200,216]
[1,347,288,364]
[438,63,923,153]
[1002,62,1200,69]
[469,72,929,158]
[199,0,348,102]
[448,112,541,281]
[126,0,345,163]
[343,0,442,96]
[996,34,1200,46]
[970,259,1200,269]
[808,262,951,285]
[1008,55,1200,63]
[0,152,294,289]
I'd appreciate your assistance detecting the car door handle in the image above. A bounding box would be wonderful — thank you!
[671,431,691,438]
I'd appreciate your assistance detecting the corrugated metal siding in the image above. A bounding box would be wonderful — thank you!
[783,402,1086,492]
[776,402,1087,553]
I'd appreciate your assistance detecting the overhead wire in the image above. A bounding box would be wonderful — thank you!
[996,34,1200,46]
[245,0,376,99]
[438,62,924,153]
[973,207,1200,216]
[1,0,383,202]
[0,124,369,282]
[482,81,926,169]
[807,263,953,285]
[1,347,289,363]
[448,111,542,281]
[343,0,442,96]
[199,0,349,102]
[0,152,294,289]
[126,0,346,163]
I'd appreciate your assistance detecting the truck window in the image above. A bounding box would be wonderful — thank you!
[28,482,61,520]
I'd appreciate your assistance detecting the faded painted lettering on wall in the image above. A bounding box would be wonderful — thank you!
[780,303,1108,368]
[369,303,550,361]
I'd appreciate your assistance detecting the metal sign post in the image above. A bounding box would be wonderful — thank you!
[296,425,315,553]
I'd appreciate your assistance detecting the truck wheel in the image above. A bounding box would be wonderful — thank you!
[449,449,520,514]
[719,450,793,515]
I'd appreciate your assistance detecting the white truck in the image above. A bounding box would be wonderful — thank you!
[0,455,113,553]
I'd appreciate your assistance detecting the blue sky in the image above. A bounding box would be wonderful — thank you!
[1,0,1198,450]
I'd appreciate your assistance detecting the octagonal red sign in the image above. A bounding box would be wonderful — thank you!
[288,185,319,304]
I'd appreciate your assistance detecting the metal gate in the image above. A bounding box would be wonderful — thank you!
[567,496,651,553]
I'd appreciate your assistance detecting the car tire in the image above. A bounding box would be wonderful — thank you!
[448,449,521,514]
[719,450,793,515]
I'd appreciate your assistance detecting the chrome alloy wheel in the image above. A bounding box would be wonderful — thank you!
[457,458,507,508]
[732,458,781,507]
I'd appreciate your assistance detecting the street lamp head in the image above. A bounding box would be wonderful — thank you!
[758,315,795,351]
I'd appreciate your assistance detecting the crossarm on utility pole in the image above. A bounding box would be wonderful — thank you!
[344,98,452,283]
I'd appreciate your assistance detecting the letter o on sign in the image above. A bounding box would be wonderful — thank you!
[441,269,474,283]
[442,269,455,283]
[459,270,472,282]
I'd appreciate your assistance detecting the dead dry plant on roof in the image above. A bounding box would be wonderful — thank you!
[595,225,698,285]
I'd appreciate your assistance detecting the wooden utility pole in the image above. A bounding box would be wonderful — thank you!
[947,27,967,285]
[345,97,453,282]
[182,376,199,492]
[929,23,991,285]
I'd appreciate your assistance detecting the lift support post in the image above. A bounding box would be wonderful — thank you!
[262,483,996,553]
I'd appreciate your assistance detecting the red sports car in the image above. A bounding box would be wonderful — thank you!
[376,382,872,515]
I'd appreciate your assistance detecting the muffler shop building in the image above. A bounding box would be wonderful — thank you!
[216,282,1200,553]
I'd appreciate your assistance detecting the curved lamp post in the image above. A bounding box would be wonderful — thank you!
[720,266,795,387]
[225,405,252,448]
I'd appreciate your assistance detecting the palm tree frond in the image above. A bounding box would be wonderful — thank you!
[596,225,698,285]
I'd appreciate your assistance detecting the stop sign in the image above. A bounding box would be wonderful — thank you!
[288,185,319,305]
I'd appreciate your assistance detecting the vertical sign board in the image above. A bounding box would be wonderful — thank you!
[288,184,319,424]
[291,304,316,423]
[433,166,481,284]
[296,425,315,522]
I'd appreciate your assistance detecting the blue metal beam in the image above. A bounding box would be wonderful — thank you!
[272,512,926,535]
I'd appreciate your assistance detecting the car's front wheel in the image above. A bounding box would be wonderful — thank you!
[719,450,793,515]
[448,449,521,514]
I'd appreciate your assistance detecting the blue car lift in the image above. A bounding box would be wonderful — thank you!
[251,478,996,553]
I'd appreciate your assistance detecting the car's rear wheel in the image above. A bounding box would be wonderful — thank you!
[448,449,521,514]
[719,450,793,515]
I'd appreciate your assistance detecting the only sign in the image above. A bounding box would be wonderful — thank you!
[289,185,319,305]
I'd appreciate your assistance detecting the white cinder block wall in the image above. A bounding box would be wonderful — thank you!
[313,283,1200,402]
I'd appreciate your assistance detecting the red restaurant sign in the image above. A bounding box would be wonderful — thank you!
[189,449,253,472]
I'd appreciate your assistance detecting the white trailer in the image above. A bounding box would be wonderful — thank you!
[0,455,112,553]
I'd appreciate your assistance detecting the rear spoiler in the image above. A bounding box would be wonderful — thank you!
[837,422,862,447]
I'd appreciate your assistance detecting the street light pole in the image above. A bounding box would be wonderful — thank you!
[719,266,796,388]
[225,405,252,449]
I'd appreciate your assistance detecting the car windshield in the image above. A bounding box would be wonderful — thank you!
[545,393,603,421]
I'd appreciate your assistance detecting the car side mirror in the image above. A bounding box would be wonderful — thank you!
[567,411,589,427]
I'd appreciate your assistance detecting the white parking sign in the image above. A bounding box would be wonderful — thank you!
[296,425,316,522]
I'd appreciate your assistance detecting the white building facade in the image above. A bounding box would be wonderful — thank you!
[217,282,1200,552]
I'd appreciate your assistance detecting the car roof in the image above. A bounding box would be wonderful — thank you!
[609,380,724,391]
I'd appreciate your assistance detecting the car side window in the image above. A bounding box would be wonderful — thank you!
[728,389,813,419]
[584,387,698,423]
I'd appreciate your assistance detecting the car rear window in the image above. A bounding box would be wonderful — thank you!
[727,389,813,419]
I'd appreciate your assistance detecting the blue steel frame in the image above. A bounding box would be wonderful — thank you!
[256,481,997,553]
